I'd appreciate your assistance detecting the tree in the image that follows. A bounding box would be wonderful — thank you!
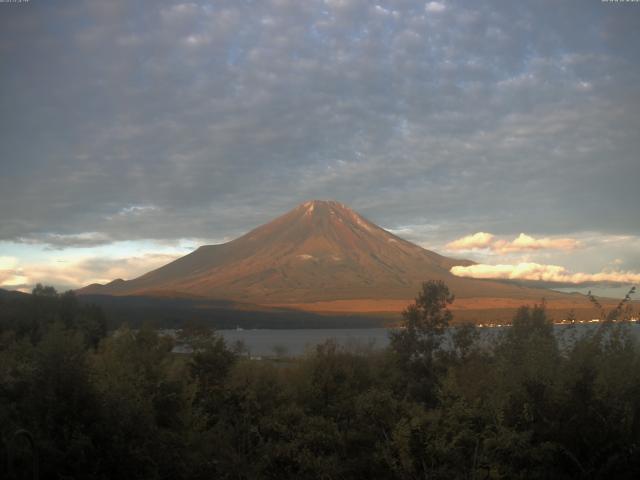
[25,324,99,479]
[451,322,480,363]
[188,329,237,423]
[389,280,454,404]
[31,284,57,298]
[75,303,107,349]
[588,286,636,322]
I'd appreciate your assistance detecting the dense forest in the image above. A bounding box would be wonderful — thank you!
[1,282,639,479]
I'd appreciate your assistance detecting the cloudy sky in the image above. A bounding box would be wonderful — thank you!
[1,0,639,296]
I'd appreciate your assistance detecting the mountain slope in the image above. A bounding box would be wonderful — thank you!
[78,200,570,305]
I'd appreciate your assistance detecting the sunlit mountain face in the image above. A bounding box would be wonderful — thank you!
[78,200,611,321]
[79,200,471,301]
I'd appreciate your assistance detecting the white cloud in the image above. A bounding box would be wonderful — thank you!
[160,3,200,23]
[374,5,398,17]
[0,256,25,288]
[183,34,211,47]
[451,262,640,284]
[0,256,18,270]
[324,0,361,12]
[445,232,581,253]
[0,275,29,288]
[116,205,159,216]
[446,232,494,250]
[425,2,446,13]
[0,253,183,292]
[494,233,581,253]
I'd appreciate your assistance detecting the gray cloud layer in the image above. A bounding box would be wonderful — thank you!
[1,0,639,246]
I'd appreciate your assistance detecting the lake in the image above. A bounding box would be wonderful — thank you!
[210,323,640,357]
[218,328,390,357]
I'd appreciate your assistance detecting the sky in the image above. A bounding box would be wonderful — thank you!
[1,0,639,296]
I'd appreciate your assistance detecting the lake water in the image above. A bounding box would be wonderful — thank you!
[212,323,640,357]
[219,328,391,357]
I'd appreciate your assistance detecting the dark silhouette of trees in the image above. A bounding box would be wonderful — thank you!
[1,282,639,479]
[389,280,454,404]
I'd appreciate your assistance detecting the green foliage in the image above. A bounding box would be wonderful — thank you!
[1,283,640,478]
[451,322,480,363]
[0,285,107,348]
[588,285,637,322]
[389,280,455,404]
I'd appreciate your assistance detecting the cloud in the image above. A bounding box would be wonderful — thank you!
[0,256,25,288]
[0,256,18,270]
[17,232,114,249]
[446,232,581,253]
[425,2,446,13]
[451,262,640,285]
[0,275,29,289]
[446,232,494,250]
[0,0,638,283]
[493,234,581,253]
[0,253,183,292]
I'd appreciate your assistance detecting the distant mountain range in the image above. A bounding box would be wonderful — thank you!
[77,200,597,320]
[0,288,28,300]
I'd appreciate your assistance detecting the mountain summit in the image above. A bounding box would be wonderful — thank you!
[79,200,568,309]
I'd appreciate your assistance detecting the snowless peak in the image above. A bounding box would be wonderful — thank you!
[299,200,354,214]
[297,200,376,231]
[304,202,315,216]
[77,199,572,309]
[302,199,338,207]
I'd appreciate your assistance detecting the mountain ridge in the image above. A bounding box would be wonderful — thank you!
[78,200,575,308]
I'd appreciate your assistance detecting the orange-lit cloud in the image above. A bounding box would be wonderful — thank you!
[0,253,182,292]
[445,232,495,250]
[451,262,640,284]
[446,232,581,253]
[494,233,581,253]
[0,256,24,287]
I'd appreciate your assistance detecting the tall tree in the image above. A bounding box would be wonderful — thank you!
[389,280,454,404]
